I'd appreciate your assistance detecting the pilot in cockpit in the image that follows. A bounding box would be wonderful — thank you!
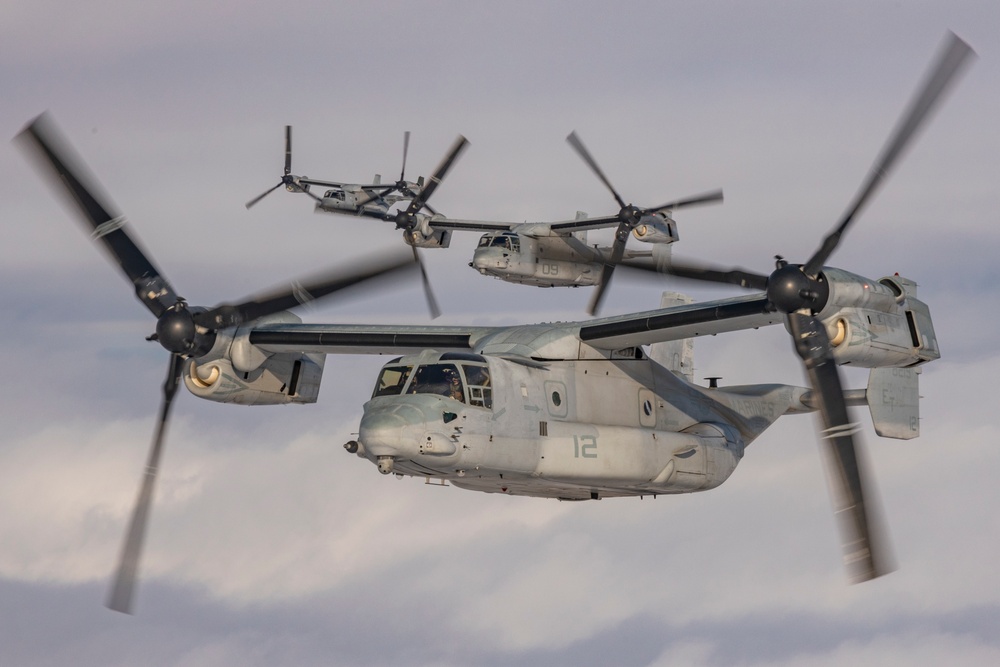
[447,369,465,402]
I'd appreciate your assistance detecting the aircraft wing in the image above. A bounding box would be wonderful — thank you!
[246,293,782,357]
[309,209,639,235]
[422,217,521,232]
[578,293,781,350]
[428,214,626,234]
[248,323,488,355]
[298,177,386,190]
[547,214,626,233]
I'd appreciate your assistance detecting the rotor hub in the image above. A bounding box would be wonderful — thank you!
[155,304,197,354]
[766,263,829,314]
[620,204,642,227]
[394,210,415,230]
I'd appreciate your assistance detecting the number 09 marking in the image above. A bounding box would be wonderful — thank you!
[573,435,597,458]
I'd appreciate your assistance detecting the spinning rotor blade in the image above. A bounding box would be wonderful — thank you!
[194,250,419,330]
[587,222,630,316]
[566,131,628,209]
[21,114,439,613]
[566,132,632,316]
[17,113,180,318]
[788,313,892,582]
[244,182,284,209]
[657,258,769,290]
[296,187,325,206]
[629,33,972,582]
[354,131,416,208]
[413,247,441,319]
[567,131,725,315]
[405,135,469,216]
[804,32,974,276]
[245,125,292,209]
[106,353,183,614]
[648,188,724,213]
[246,125,324,209]
[400,130,410,183]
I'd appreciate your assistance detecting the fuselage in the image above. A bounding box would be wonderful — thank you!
[354,349,811,500]
[470,231,604,287]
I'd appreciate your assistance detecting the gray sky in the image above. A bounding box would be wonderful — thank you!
[2,2,1000,665]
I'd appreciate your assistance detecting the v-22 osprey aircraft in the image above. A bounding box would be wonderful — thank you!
[247,126,723,315]
[19,31,972,616]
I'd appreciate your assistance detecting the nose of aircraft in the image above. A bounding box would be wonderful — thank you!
[358,395,456,469]
[472,247,509,272]
[359,403,423,458]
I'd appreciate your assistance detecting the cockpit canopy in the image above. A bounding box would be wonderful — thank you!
[323,190,346,200]
[477,232,520,252]
[372,356,492,408]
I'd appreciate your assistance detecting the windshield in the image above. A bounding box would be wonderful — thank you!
[477,234,518,251]
[372,365,412,397]
[407,363,465,401]
[372,361,492,408]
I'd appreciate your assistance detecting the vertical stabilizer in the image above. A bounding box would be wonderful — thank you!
[648,292,695,382]
[572,211,588,243]
[867,367,920,439]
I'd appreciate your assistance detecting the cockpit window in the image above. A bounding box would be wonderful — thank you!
[477,233,519,252]
[373,361,492,409]
[372,365,412,397]
[407,363,465,402]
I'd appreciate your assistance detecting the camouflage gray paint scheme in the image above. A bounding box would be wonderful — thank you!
[184,267,935,500]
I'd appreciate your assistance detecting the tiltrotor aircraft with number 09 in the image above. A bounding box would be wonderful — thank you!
[18,32,972,615]
[247,126,723,315]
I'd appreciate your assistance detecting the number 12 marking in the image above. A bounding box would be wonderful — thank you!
[573,435,597,458]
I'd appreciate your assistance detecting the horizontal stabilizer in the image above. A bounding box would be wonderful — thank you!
[867,368,920,439]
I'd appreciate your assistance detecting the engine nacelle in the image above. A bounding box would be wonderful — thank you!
[184,354,324,405]
[183,311,325,405]
[404,216,451,249]
[817,269,940,368]
[285,177,310,194]
[631,213,679,244]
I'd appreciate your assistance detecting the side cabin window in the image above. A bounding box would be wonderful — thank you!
[461,363,492,409]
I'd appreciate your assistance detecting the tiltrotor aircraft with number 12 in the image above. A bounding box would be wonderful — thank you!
[18,32,972,615]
